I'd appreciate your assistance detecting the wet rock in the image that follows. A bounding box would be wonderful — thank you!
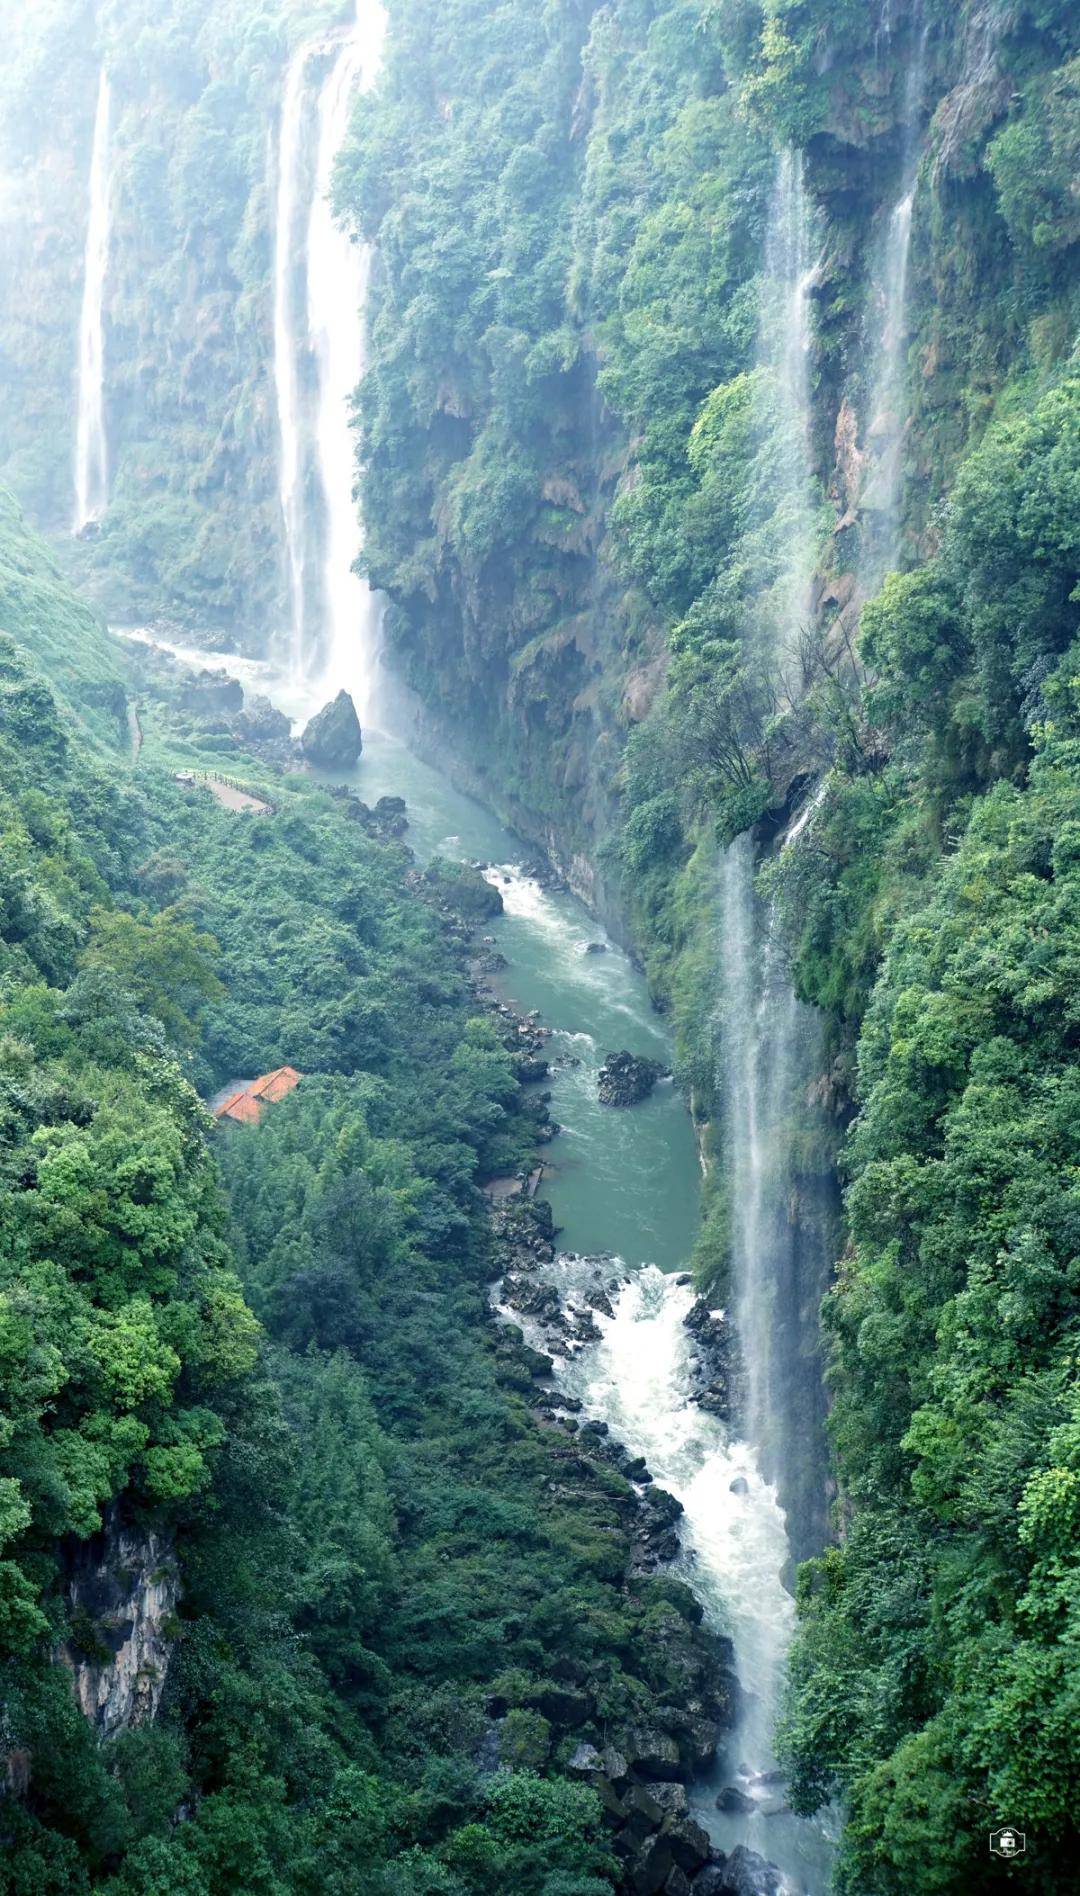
[300,689,363,767]
[662,1815,712,1875]
[715,1845,785,1895]
[684,1299,741,1420]
[584,940,608,955]
[627,1834,676,1894]
[665,1871,693,1896]
[620,1726,683,1781]
[729,1476,750,1496]
[716,1785,755,1815]
[598,1049,668,1107]
[689,1868,729,1896]
[503,1275,562,1321]
[514,1051,550,1083]
[622,1782,666,1835]
[673,1712,722,1772]
[369,793,408,839]
[650,1783,690,1819]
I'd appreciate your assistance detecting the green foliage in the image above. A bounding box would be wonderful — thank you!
[0,486,721,1894]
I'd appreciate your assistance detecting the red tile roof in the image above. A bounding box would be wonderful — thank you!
[214,1067,302,1124]
[249,1065,303,1103]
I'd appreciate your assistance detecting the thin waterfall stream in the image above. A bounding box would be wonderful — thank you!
[860,8,929,589]
[73,68,111,533]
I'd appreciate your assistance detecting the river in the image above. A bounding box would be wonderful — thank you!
[119,626,835,1895]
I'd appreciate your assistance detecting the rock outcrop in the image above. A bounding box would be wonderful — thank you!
[58,1520,180,1740]
[300,689,363,768]
[598,1050,669,1107]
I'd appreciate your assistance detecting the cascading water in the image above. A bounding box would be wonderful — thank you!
[307,10,385,713]
[756,150,819,672]
[718,833,831,1534]
[271,1,386,709]
[73,69,111,534]
[860,11,929,587]
[272,41,313,673]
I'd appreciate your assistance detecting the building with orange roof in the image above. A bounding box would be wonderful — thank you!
[213,1066,302,1125]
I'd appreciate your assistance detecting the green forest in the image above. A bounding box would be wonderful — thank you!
[2,0,1079,1893]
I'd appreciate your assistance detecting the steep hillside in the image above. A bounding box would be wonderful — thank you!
[337,3,1080,1888]
[0,496,731,1895]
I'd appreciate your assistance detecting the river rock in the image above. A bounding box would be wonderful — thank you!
[650,1782,689,1820]
[664,1871,693,1896]
[626,1833,676,1894]
[729,1476,750,1496]
[716,1785,755,1814]
[598,1049,668,1106]
[714,1845,785,1895]
[662,1815,712,1875]
[368,793,408,838]
[179,667,244,715]
[684,1299,741,1419]
[584,940,608,954]
[300,689,363,767]
[689,1869,729,1896]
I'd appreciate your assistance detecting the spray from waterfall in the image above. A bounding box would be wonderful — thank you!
[720,835,828,1472]
[73,69,111,534]
[271,2,386,711]
[860,10,929,586]
[757,150,818,674]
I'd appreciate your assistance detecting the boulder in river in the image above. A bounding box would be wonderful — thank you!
[716,1784,755,1814]
[300,690,363,767]
[598,1049,668,1106]
[713,1845,785,1895]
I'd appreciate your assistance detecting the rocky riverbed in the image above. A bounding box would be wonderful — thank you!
[404,819,792,1896]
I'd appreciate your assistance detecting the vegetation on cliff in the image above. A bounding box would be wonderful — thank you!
[3,0,1080,1888]
[0,496,722,1893]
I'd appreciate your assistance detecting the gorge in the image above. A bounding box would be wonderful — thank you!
[1,3,1079,1894]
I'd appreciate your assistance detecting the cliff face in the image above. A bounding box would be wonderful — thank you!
[58,1519,179,1741]
[338,0,1078,922]
[0,0,311,632]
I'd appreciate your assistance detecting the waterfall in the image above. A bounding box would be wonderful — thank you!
[756,150,818,673]
[73,69,111,534]
[860,13,928,587]
[271,2,386,711]
[272,41,314,676]
[720,835,829,1483]
[307,8,385,712]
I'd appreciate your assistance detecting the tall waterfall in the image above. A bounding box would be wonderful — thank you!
[73,69,111,534]
[720,834,830,1499]
[272,41,313,673]
[860,14,928,586]
[271,2,386,709]
[756,150,818,673]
